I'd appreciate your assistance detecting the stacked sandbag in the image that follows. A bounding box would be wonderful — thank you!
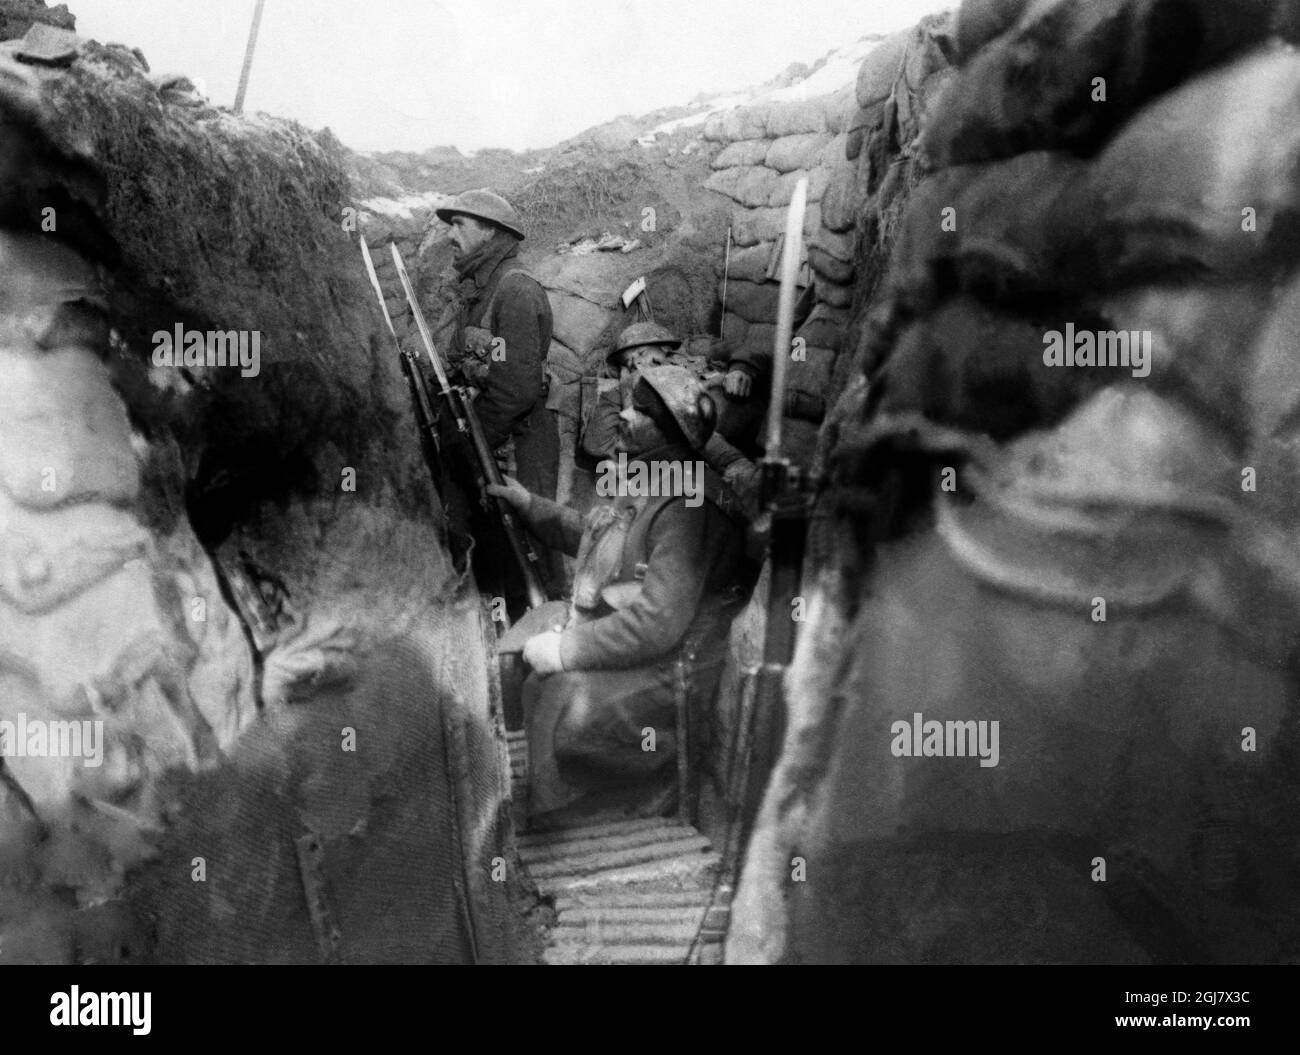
[704,61,902,455]
[731,0,1300,965]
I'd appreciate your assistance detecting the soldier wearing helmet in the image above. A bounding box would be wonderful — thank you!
[433,188,560,609]
[488,365,750,820]
[581,320,683,462]
[608,321,682,374]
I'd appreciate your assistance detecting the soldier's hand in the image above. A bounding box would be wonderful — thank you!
[724,369,753,399]
[462,358,491,388]
[485,475,532,514]
[523,630,565,674]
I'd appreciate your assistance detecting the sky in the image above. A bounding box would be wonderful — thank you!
[73,0,950,153]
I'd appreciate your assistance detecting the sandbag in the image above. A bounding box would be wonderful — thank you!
[766,133,831,174]
[817,133,848,168]
[814,274,853,309]
[732,203,823,247]
[719,311,750,356]
[888,151,1082,309]
[809,244,854,284]
[718,242,776,284]
[855,28,909,108]
[765,98,831,137]
[821,164,858,232]
[1058,48,1300,287]
[718,105,769,142]
[954,0,1033,63]
[707,165,779,209]
[863,98,898,196]
[824,85,856,135]
[873,294,1107,440]
[545,339,585,387]
[1246,274,1300,527]
[768,168,828,207]
[702,112,729,142]
[923,0,1282,167]
[1247,272,1300,446]
[797,302,851,353]
[725,277,782,324]
[808,227,856,264]
[704,167,741,200]
[845,124,866,163]
[901,17,952,93]
[711,139,771,169]
[547,291,611,358]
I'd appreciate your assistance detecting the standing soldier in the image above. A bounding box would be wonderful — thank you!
[489,366,750,823]
[433,189,560,608]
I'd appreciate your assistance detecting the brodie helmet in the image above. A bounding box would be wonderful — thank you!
[606,321,682,367]
[636,364,717,451]
[435,188,525,240]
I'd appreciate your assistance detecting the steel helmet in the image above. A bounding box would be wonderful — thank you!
[607,321,682,366]
[435,188,525,240]
[637,364,717,451]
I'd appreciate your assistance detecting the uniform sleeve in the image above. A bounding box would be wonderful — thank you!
[704,433,761,520]
[519,494,584,557]
[558,500,720,670]
[728,338,773,384]
[580,378,624,460]
[475,273,547,450]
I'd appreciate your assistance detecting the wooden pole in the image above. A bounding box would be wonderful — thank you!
[233,0,266,114]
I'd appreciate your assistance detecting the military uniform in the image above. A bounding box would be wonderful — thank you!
[434,220,561,605]
[446,233,557,499]
[516,443,748,814]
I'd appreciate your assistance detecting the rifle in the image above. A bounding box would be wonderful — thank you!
[360,237,445,480]
[692,178,813,962]
[386,243,550,611]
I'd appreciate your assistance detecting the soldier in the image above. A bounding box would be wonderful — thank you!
[488,366,750,821]
[580,321,682,463]
[433,189,560,606]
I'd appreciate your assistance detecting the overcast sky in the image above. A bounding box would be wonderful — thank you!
[73,0,949,153]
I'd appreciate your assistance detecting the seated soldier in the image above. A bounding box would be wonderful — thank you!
[488,366,749,822]
[580,321,682,463]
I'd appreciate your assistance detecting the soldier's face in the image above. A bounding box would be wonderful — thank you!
[617,344,671,378]
[616,403,667,456]
[449,215,495,260]
[634,345,674,372]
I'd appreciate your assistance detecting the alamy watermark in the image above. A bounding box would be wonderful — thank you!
[152,324,261,377]
[890,711,1000,768]
[596,452,705,508]
[50,987,151,1035]
[0,713,103,767]
[1042,324,1151,378]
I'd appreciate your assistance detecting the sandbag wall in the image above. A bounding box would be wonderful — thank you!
[700,84,853,457]
[729,0,1300,964]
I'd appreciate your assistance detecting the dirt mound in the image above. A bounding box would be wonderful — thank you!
[0,0,72,40]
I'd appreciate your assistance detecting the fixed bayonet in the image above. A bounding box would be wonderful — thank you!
[388,244,549,611]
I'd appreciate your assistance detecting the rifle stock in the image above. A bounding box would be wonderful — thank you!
[386,244,550,611]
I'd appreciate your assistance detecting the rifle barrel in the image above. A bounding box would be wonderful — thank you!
[387,244,549,610]
[391,243,457,398]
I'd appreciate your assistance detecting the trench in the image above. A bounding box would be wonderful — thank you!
[7,0,1300,967]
